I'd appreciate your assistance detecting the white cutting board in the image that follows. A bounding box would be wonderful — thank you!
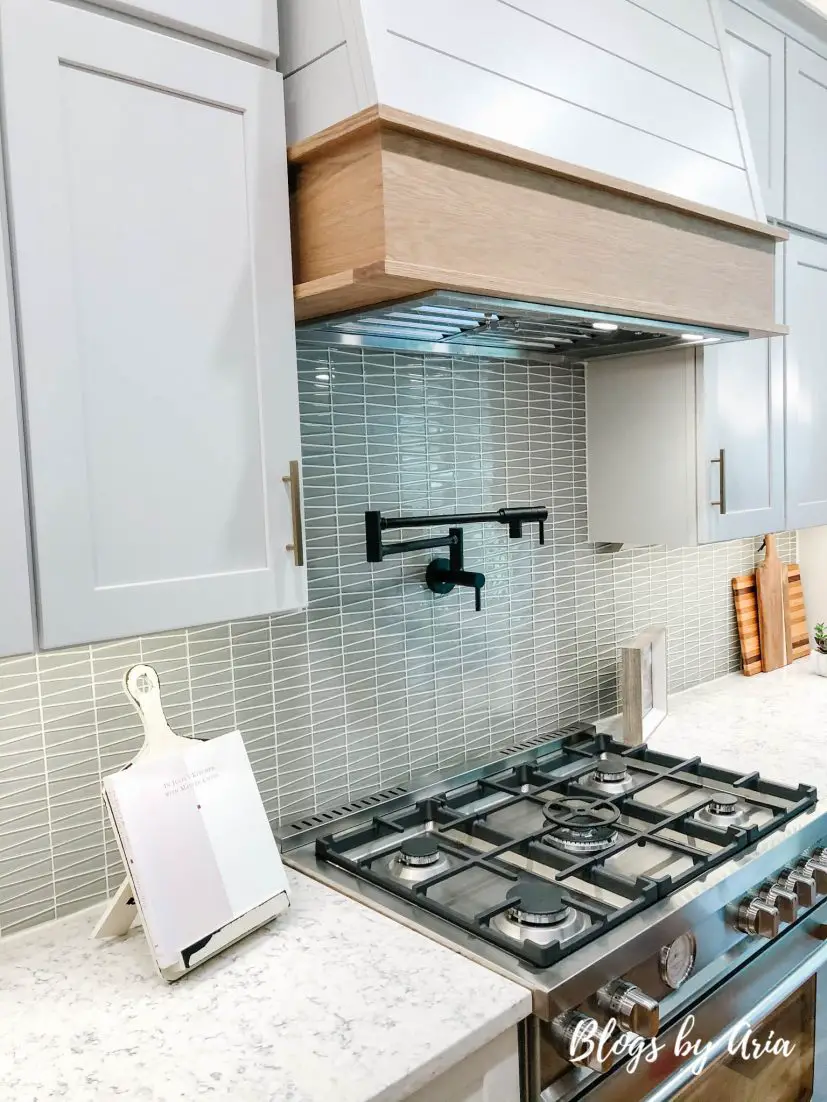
[101,665,289,978]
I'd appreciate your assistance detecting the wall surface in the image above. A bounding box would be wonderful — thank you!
[279,0,761,217]
[798,525,827,631]
[0,347,795,936]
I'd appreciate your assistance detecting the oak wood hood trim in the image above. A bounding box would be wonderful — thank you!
[288,106,788,242]
[289,107,785,337]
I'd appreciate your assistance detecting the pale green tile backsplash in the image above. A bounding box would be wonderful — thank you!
[0,349,795,934]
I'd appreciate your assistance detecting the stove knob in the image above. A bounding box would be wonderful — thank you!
[777,867,818,908]
[758,882,799,924]
[550,1011,615,1072]
[736,896,780,938]
[596,980,660,1038]
[799,851,827,894]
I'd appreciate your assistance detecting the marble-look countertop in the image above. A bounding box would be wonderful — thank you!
[0,869,531,1102]
[643,656,827,788]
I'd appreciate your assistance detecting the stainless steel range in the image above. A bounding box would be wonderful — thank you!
[280,723,827,1101]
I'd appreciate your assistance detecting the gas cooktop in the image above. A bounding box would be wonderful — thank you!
[282,723,816,969]
[281,722,827,1100]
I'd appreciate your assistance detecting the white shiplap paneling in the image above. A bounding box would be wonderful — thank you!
[504,0,729,105]
[631,0,719,44]
[277,0,346,76]
[283,43,361,144]
[379,0,743,165]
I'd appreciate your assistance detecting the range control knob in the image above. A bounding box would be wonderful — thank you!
[736,896,780,938]
[758,882,799,924]
[798,850,827,894]
[596,980,660,1038]
[550,1011,615,1072]
[777,867,817,908]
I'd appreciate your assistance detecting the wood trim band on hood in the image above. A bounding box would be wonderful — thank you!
[288,107,785,337]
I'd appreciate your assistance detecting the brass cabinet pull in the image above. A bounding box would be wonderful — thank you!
[710,447,727,515]
[282,459,305,567]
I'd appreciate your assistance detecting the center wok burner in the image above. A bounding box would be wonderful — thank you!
[543,796,621,855]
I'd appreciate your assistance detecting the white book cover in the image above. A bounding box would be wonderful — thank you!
[104,731,288,970]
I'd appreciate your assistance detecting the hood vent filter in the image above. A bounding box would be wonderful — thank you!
[298,291,746,362]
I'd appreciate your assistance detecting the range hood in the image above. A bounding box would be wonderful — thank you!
[288,106,786,358]
[297,290,746,363]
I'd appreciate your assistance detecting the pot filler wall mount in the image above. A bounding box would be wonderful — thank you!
[342,293,742,608]
[365,506,548,610]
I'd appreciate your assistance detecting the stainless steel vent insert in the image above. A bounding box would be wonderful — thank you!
[297,291,747,362]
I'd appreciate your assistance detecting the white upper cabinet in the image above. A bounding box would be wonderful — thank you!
[787,39,827,236]
[722,1,786,218]
[785,231,827,529]
[88,0,278,56]
[0,0,306,649]
[587,337,785,548]
[696,337,785,541]
[0,187,33,658]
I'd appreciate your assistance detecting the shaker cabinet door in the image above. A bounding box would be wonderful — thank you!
[0,189,33,658]
[89,0,279,57]
[722,1,785,219]
[787,40,827,237]
[0,0,306,648]
[697,336,785,543]
[785,232,827,530]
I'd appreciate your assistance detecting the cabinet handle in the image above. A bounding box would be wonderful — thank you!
[710,448,727,515]
[282,460,305,568]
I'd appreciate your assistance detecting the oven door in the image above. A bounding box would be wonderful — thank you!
[574,906,827,1102]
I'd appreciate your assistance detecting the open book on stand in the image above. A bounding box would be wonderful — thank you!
[93,664,290,981]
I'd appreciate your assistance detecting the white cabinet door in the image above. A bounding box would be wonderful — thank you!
[0,0,306,649]
[87,0,278,56]
[723,1,785,219]
[697,337,785,542]
[404,1028,521,1102]
[786,232,827,530]
[0,180,33,658]
[787,40,827,236]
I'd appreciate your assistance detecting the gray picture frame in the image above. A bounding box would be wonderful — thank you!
[621,625,667,746]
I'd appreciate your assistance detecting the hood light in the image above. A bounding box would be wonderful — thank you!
[592,321,619,331]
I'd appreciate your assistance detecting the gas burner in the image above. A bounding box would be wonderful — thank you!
[508,881,569,926]
[387,835,451,883]
[579,753,637,795]
[399,836,440,867]
[695,790,752,829]
[490,879,589,946]
[543,797,621,854]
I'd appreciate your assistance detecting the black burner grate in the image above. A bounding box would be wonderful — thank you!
[314,727,817,969]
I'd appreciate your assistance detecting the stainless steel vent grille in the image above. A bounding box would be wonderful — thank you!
[297,291,747,362]
[280,784,410,846]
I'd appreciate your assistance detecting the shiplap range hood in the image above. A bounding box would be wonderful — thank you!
[283,3,786,358]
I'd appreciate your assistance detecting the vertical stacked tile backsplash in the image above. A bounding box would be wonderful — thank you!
[0,348,796,935]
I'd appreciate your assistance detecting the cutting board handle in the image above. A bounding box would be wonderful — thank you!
[123,664,184,760]
[764,533,779,564]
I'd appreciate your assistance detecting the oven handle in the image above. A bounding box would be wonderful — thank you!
[642,937,827,1101]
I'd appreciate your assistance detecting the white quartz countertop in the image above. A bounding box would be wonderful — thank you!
[643,656,827,789]
[0,869,531,1102]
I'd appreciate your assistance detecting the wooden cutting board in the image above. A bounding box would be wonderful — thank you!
[786,563,811,661]
[756,534,786,672]
[732,573,762,677]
